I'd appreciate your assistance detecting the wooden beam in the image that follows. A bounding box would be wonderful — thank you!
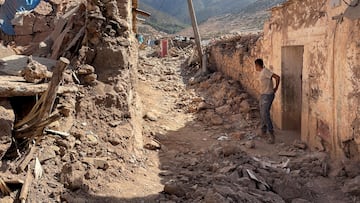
[187,0,206,74]
[133,8,151,17]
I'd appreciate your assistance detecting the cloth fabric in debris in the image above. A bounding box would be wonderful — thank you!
[0,0,43,35]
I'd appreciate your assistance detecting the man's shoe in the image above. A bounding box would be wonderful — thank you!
[267,133,275,144]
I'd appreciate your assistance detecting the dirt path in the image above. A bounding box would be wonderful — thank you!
[62,48,356,203]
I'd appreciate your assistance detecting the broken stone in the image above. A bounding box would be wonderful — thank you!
[84,168,98,180]
[144,140,161,151]
[211,114,224,125]
[163,183,186,197]
[0,99,14,159]
[38,147,56,163]
[86,133,98,144]
[21,56,52,83]
[293,140,307,149]
[93,158,109,170]
[144,112,158,121]
[83,73,98,84]
[0,196,14,203]
[278,151,298,157]
[245,140,255,149]
[204,190,227,203]
[218,164,237,173]
[343,160,360,178]
[342,175,360,195]
[60,162,85,191]
[238,177,256,189]
[215,105,231,115]
[291,199,311,203]
[272,176,305,201]
[77,64,95,75]
[213,184,237,198]
[222,145,240,157]
[239,100,251,113]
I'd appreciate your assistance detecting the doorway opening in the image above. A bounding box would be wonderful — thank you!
[281,46,304,133]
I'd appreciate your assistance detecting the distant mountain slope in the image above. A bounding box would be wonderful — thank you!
[178,0,286,38]
[138,2,187,34]
[139,0,256,24]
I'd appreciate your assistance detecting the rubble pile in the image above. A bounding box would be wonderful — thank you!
[189,72,257,129]
[156,144,333,203]
[136,47,358,203]
[0,0,141,202]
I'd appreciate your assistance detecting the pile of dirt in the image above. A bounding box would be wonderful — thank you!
[133,47,359,203]
[0,0,142,202]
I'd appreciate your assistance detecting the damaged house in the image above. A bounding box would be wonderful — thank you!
[209,0,360,158]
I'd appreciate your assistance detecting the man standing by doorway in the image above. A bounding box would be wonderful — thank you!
[255,59,280,144]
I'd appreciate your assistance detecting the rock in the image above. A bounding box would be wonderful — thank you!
[109,137,121,146]
[230,132,245,140]
[222,145,240,157]
[291,199,311,203]
[84,168,98,180]
[83,73,98,84]
[245,140,255,149]
[228,171,240,181]
[215,105,231,115]
[293,140,307,149]
[21,56,52,83]
[342,175,360,195]
[60,162,85,191]
[86,133,98,144]
[210,114,224,125]
[38,147,56,163]
[197,102,208,110]
[239,100,251,113]
[238,177,256,189]
[0,99,14,159]
[163,183,186,197]
[0,196,14,203]
[328,161,345,178]
[272,177,305,201]
[144,140,161,151]
[56,139,74,150]
[144,111,158,121]
[278,151,298,157]
[343,161,360,178]
[204,190,227,203]
[213,184,237,198]
[219,164,237,173]
[73,129,85,140]
[93,158,110,170]
[77,64,95,75]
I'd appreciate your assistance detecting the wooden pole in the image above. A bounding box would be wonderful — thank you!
[187,0,206,74]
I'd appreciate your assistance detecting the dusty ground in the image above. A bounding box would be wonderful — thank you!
[1,44,359,203]
[58,47,357,202]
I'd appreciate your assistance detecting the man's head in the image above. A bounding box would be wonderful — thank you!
[255,58,264,72]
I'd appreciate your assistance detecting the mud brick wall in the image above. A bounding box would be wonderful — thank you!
[208,0,360,158]
[208,35,262,98]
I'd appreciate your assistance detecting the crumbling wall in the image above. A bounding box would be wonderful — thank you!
[208,0,360,158]
[208,35,262,98]
[7,1,73,45]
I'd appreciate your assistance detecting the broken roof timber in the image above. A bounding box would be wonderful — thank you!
[133,8,151,17]
[0,76,78,97]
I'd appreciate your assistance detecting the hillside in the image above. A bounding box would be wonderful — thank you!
[178,0,286,38]
[139,0,256,24]
[138,2,187,34]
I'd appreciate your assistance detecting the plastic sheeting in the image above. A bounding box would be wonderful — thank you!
[0,0,42,35]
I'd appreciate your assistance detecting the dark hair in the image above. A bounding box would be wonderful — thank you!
[255,58,264,68]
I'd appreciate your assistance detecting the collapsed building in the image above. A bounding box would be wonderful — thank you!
[208,0,360,159]
[0,0,150,201]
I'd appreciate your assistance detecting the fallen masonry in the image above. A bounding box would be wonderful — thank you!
[0,0,359,202]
